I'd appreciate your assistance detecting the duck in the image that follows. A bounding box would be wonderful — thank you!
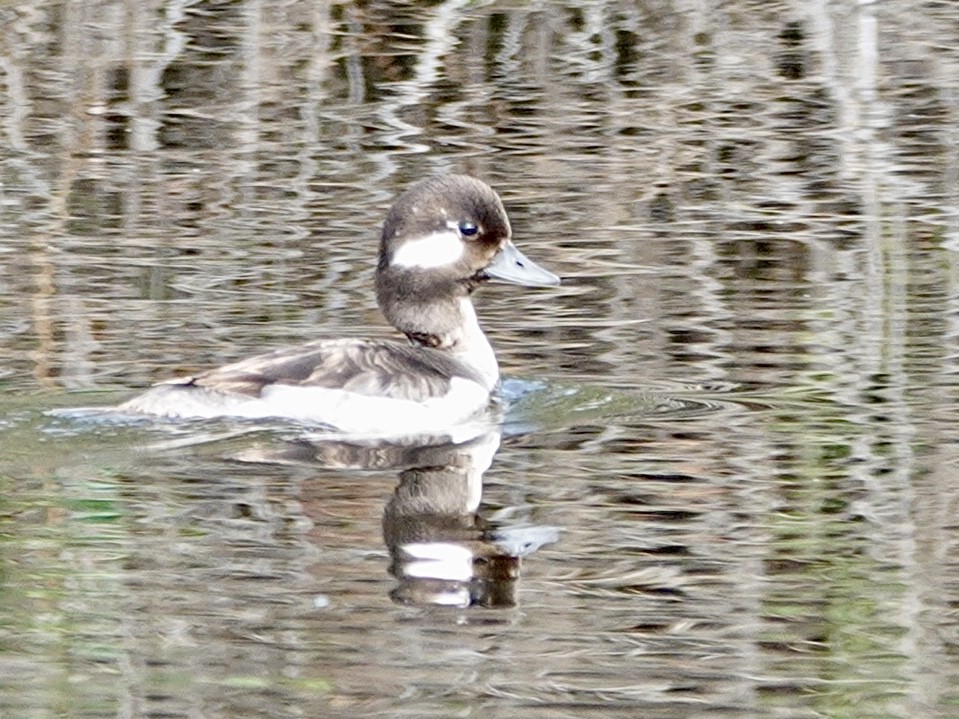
[117,174,560,436]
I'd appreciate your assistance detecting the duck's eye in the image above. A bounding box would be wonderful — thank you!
[458,221,479,237]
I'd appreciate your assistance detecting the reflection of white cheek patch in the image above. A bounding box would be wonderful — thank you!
[392,231,464,269]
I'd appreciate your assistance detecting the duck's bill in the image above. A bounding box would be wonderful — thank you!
[485,241,560,287]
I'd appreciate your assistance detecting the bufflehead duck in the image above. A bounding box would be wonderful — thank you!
[119,175,559,435]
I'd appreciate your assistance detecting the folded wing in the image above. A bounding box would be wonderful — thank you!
[175,339,484,403]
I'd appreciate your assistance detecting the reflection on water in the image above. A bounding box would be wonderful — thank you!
[232,426,559,609]
[3,0,959,717]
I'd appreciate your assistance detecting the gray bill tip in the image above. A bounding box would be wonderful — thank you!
[485,242,560,287]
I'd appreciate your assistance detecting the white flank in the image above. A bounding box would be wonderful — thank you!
[391,230,464,270]
[118,373,497,439]
[244,376,489,436]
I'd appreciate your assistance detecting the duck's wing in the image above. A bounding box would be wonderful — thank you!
[170,339,485,403]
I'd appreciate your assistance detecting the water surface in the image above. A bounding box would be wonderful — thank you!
[2,1,959,717]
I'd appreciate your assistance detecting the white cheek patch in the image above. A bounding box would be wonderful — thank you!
[391,230,464,270]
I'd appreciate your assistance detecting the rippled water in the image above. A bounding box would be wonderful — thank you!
[3,1,959,717]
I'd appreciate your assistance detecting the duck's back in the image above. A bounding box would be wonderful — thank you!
[119,339,493,434]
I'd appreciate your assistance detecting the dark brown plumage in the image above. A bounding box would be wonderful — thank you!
[172,338,486,402]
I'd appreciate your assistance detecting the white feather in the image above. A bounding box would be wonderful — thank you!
[128,376,490,437]
[390,229,464,270]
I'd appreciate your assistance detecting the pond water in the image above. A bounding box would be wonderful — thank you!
[3,0,959,717]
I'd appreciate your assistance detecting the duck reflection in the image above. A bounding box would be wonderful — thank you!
[239,427,558,609]
[382,430,558,608]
